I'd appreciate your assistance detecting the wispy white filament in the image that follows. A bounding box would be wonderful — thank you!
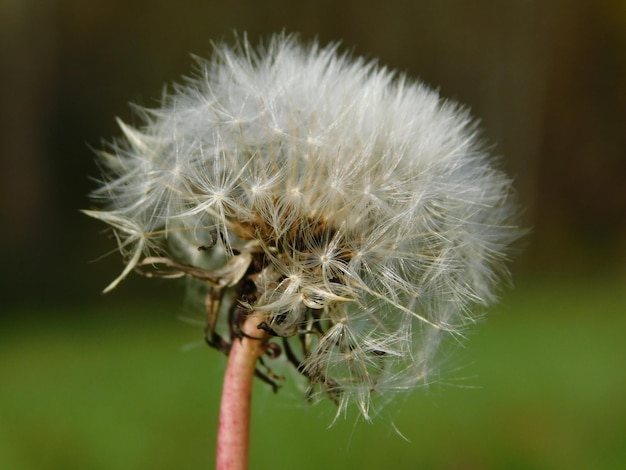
[87,33,520,419]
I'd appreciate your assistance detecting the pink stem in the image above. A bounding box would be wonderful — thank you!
[216,315,267,470]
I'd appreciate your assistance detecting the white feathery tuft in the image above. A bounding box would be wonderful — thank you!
[86,33,521,420]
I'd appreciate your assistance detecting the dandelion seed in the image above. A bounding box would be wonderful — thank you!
[86,33,521,423]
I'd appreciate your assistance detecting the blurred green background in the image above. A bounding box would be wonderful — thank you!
[1,0,625,469]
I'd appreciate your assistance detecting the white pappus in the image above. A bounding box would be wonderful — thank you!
[85,33,521,420]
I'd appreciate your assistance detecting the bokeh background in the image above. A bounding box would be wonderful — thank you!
[1,0,625,469]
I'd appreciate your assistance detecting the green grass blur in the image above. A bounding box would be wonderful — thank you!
[1,278,625,470]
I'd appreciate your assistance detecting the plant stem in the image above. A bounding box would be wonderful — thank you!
[216,314,268,470]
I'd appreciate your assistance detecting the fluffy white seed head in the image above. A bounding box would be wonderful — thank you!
[86,33,520,419]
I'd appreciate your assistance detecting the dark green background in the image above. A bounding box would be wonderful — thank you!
[2,0,625,468]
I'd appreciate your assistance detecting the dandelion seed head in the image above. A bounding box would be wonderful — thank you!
[86,33,521,420]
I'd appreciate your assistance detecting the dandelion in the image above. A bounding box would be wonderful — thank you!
[86,33,521,469]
